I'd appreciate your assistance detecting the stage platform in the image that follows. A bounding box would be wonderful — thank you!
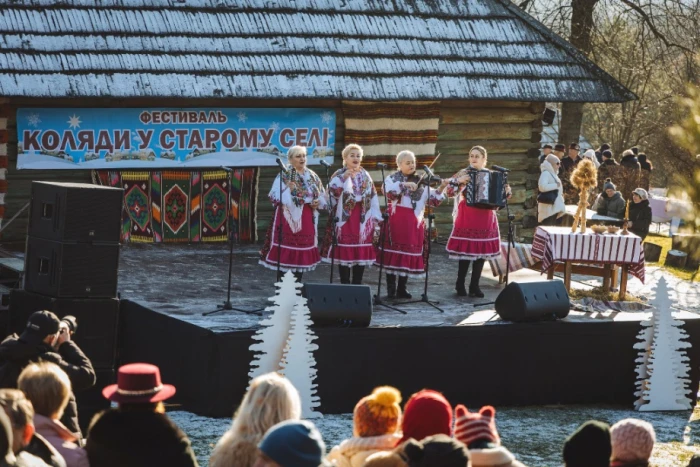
[113,244,700,418]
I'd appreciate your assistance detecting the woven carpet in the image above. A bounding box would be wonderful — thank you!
[94,169,259,243]
[342,101,440,170]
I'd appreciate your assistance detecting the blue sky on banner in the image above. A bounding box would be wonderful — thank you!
[16,108,336,169]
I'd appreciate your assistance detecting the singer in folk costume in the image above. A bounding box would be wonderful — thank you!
[259,145,326,280]
[375,150,445,298]
[321,144,382,284]
[440,146,512,297]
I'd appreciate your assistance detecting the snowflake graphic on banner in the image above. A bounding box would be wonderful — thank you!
[320,111,333,124]
[67,114,82,129]
[237,112,248,122]
[270,122,280,134]
[27,113,41,127]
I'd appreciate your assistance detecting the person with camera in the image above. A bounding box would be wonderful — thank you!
[0,311,96,440]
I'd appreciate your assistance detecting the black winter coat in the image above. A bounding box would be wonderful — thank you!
[629,199,652,240]
[620,154,641,170]
[0,336,96,438]
[86,410,199,467]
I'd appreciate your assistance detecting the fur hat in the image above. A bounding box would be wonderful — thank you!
[600,143,611,151]
[622,149,635,158]
[554,143,566,152]
[604,178,616,191]
[562,420,611,467]
[354,386,402,437]
[454,405,500,447]
[631,146,639,155]
[610,418,655,462]
[602,150,613,158]
[633,188,648,200]
[403,435,470,467]
[399,390,453,444]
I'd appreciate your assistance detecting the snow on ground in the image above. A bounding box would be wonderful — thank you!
[170,405,700,467]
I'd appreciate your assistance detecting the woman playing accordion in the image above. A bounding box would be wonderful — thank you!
[259,145,326,280]
[375,151,444,298]
[440,146,512,297]
[321,144,382,285]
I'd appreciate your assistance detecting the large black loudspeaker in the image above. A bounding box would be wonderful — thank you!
[495,281,570,322]
[25,182,123,298]
[24,238,120,298]
[302,283,372,328]
[29,181,123,243]
[8,289,120,369]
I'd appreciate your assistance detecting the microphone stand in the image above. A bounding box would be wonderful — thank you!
[321,162,338,284]
[503,171,516,286]
[203,166,263,316]
[275,160,286,281]
[374,164,407,315]
[400,173,444,312]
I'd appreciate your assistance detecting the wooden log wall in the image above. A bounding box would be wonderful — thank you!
[0,98,542,244]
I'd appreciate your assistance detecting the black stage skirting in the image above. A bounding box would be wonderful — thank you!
[120,300,700,417]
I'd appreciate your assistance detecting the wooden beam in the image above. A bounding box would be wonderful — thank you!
[440,108,539,125]
[438,123,533,141]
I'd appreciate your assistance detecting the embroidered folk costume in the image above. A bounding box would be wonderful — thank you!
[375,170,444,298]
[321,167,381,284]
[259,167,326,276]
[443,146,511,298]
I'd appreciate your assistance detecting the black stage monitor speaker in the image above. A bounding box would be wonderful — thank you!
[495,280,570,322]
[8,289,120,369]
[29,181,123,243]
[24,237,120,298]
[301,283,372,328]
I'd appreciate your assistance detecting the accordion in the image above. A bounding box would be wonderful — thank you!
[463,169,507,210]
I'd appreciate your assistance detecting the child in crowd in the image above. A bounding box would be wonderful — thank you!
[628,188,652,240]
[562,420,611,467]
[18,362,88,467]
[454,405,526,467]
[397,389,453,445]
[253,420,330,467]
[327,386,402,466]
[610,418,655,467]
[210,373,301,467]
[401,435,471,467]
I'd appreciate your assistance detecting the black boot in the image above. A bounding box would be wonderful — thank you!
[339,266,351,284]
[351,265,365,284]
[456,260,470,296]
[469,259,485,298]
[397,275,412,299]
[293,272,303,282]
[386,274,397,298]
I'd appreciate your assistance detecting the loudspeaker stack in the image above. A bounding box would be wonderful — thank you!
[10,181,123,430]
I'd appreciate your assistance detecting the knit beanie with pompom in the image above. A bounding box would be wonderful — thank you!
[353,386,402,437]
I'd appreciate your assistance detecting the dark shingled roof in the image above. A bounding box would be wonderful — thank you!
[0,0,635,102]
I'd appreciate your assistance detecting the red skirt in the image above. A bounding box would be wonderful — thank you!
[374,206,425,277]
[446,203,501,260]
[259,204,321,272]
[321,203,376,266]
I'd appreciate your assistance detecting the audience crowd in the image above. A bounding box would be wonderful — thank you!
[0,313,692,467]
[537,142,653,240]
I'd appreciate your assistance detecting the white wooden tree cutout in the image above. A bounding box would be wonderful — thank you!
[280,293,323,419]
[248,271,299,379]
[634,276,693,411]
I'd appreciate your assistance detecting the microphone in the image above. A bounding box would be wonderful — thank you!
[376,163,388,169]
[319,160,332,168]
[275,157,288,172]
[422,165,436,179]
[491,165,510,173]
[220,166,232,172]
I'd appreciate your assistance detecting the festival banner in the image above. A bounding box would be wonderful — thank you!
[16,108,336,169]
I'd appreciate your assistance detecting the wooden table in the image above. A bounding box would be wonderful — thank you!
[531,226,645,300]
